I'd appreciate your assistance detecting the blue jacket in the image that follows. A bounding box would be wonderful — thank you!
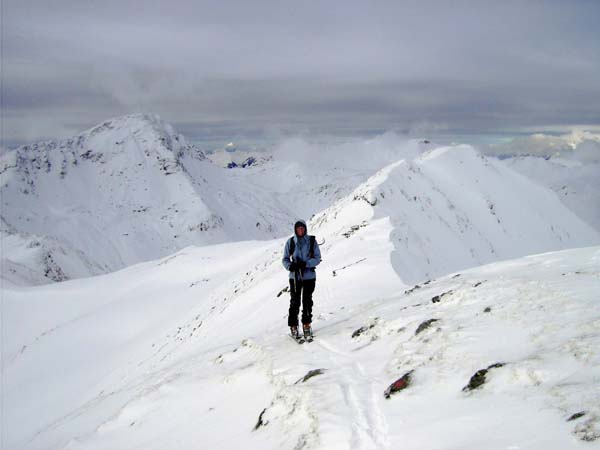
[282,223,322,280]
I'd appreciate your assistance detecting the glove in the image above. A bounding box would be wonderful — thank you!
[289,261,298,272]
[297,260,307,270]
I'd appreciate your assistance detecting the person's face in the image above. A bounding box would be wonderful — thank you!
[296,226,306,237]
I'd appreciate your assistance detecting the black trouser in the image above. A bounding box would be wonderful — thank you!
[288,278,316,326]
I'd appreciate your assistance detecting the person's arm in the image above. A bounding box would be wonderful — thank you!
[282,238,292,271]
[306,238,322,268]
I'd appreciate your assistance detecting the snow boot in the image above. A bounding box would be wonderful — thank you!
[303,324,313,342]
[290,326,300,340]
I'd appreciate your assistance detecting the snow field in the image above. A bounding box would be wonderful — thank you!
[4,229,599,449]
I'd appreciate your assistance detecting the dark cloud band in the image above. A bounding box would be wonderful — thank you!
[3,0,600,147]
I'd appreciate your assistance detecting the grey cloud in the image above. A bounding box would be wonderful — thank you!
[3,0,600,147]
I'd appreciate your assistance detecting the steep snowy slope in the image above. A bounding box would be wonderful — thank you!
[0,114,219,284]
[479,131,600,232]
[3,234,599,449]
[502,156,600,231]
[311,145,600,284]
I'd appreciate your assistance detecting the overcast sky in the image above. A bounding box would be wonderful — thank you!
[2,0,600,148]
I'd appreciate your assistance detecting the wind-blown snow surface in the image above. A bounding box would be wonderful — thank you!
[4,233,600,449]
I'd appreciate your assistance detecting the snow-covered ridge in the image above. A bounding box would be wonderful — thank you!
[4,233,599,449]
[0,114,219,285]
[310,145,600,284]
[0,120,423,286]
[2,115,598,287]
[0,114,205,179]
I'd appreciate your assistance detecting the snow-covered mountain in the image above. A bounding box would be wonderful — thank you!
[2,116,599,287]
[0,116,412,285]
[310,145,600,284]
[0,115,345,285]
[4,231,599,449]
[1,114,219,284]
[478,131,600,232]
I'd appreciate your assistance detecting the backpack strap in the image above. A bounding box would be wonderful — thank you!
[289,235,316,259]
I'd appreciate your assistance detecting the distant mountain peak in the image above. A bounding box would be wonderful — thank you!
[1,113,206,182]
[84,113,171,138]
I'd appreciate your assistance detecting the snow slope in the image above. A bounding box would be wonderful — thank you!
[0,114,219,284]
[479,131,600,232]
[311,145,600,284]
[3,227,600,449]
[502,156,600,232]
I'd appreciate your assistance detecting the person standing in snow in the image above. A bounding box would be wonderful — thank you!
[282,220,322,341]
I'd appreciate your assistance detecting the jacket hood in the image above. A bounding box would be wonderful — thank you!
[294,219,307,236]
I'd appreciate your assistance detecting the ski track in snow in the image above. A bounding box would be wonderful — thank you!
[314,339,391,450]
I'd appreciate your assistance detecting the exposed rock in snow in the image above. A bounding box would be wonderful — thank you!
[462,362,506,392]
[207,147,272,168]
